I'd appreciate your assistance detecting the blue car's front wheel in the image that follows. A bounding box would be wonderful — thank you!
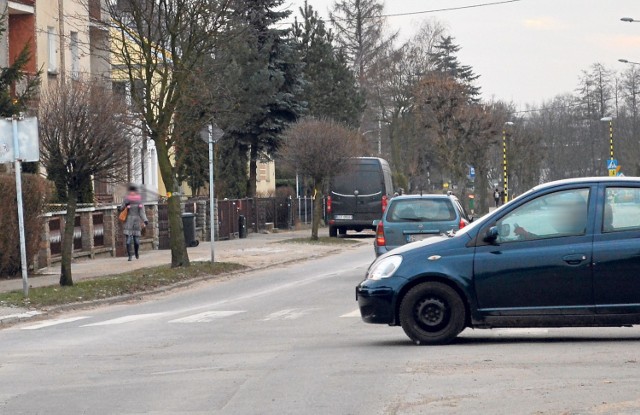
[399,282,466,345]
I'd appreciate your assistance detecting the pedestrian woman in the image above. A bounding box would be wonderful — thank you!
[118,184,148,261]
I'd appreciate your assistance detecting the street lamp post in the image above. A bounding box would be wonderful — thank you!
[502,121,514,204]
[619,58,640,66]
[201,125,224,263]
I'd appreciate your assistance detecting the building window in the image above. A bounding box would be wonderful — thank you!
[47,26,58,74]
[259,163,268,182]
[70,31,79,79]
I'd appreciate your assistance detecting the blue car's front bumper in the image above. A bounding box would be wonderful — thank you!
[356,283,396,325]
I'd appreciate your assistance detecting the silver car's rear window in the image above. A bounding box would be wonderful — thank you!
[387,199,456,222]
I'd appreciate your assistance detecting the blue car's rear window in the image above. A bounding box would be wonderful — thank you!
[387,199,456,222]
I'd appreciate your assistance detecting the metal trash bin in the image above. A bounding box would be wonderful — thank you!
[182,213,199,247]
[238,215,247,239]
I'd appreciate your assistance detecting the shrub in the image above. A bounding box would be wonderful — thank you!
[0,173,50,277]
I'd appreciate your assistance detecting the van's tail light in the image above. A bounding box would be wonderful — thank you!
[459,218,467,229]
[376,221,386,246]
[382,195,388,213]
[327,196,332,214]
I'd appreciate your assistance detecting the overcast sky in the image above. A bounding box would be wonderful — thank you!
[284,0,640,111]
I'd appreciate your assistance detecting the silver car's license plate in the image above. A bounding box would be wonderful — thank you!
[335,215,353,220]
[407,234,436,242]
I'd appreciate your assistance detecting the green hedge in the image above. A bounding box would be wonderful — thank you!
[0,173,49,277]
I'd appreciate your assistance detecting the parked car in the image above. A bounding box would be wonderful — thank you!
[327,157,394,237]
[356,177,640,345]
[374,194,470,256]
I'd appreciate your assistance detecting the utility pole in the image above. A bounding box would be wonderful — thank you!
[58,0,65,82]
[502,122,514,204]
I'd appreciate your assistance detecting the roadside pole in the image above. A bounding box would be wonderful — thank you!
[202,125,224,263]
[208,133,215,263]
[12,117,28,297]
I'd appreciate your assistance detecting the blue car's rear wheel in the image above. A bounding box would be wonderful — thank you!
[399,282,466,345]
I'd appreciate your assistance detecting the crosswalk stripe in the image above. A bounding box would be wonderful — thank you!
[340,309,361,318]
[81,312,165,327]
[21,316,90,330]
[261,308,318,321]
[168,310,245,323]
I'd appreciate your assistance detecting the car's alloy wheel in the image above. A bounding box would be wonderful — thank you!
[399,282,466,345]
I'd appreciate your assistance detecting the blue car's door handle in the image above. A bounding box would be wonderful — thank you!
[562,254,587,265]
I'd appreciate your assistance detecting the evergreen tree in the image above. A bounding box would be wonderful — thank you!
[431,35,481,100]
[0,13,40,174]
[292,1,364,127]
[216,0,305,197]
[330,0,396,87]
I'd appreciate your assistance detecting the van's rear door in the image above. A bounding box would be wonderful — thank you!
[354,165,384,222]
[332,161,383,218]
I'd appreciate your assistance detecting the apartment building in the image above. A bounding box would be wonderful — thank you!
[0,1,37,78]
[36,0,110,90]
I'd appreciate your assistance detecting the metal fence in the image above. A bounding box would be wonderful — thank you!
[216,196,320,240]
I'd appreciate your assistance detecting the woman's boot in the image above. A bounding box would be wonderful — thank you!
[126,243,132,261]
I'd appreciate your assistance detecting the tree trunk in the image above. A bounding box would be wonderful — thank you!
[475,165,489,214]
[311,183,323,241]
[247,141,258,197]
[60,189,77,286]
[156,138,190,268]
[389,116,401,169]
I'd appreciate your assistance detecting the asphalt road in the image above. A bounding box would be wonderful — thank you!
[2,243,640,415]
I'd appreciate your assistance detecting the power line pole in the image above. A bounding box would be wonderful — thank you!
[58,0,66,82]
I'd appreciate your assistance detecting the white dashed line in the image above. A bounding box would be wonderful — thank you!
[21,316,90,330]
[261,308,318,321]
[340,309,361,318]
[168,310,246,323]
[81,313,166,327]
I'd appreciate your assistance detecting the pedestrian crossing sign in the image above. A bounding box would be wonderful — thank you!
[607,159,618,170]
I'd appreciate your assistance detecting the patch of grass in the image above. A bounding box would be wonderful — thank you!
[0,262,246,309]
[278,237,363,245]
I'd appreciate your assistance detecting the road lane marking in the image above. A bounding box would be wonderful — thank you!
[21,316,90,330]
[168,310,245,323]
[158,256,374,317]
[81,312,166,327]
[340,309,361,318]
[261,308,318,321]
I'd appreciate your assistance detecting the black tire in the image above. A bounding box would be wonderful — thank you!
[329,226,338,238]
[339,227,347,236]
[399,282,466,345]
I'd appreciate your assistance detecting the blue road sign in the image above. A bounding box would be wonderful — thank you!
[607,159,618,170]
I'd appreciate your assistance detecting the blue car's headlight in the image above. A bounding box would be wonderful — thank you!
[367,255,403,280]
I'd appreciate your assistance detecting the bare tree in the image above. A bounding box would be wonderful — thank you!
[369,19,446,186]
[414,73,470,188]
[104,0,232,268]
[280,119,365,239]
[39,80,130,286]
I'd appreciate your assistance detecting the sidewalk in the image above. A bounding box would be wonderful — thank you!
[1,228,369,322]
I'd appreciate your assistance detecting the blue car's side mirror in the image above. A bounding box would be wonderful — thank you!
[372,219,380,227]
[484,226,499,243]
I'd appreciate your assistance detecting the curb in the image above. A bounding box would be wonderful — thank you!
[0,242,366,328]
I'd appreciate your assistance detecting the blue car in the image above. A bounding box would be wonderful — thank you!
[357,177,640,345]
[374,194,470,256]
